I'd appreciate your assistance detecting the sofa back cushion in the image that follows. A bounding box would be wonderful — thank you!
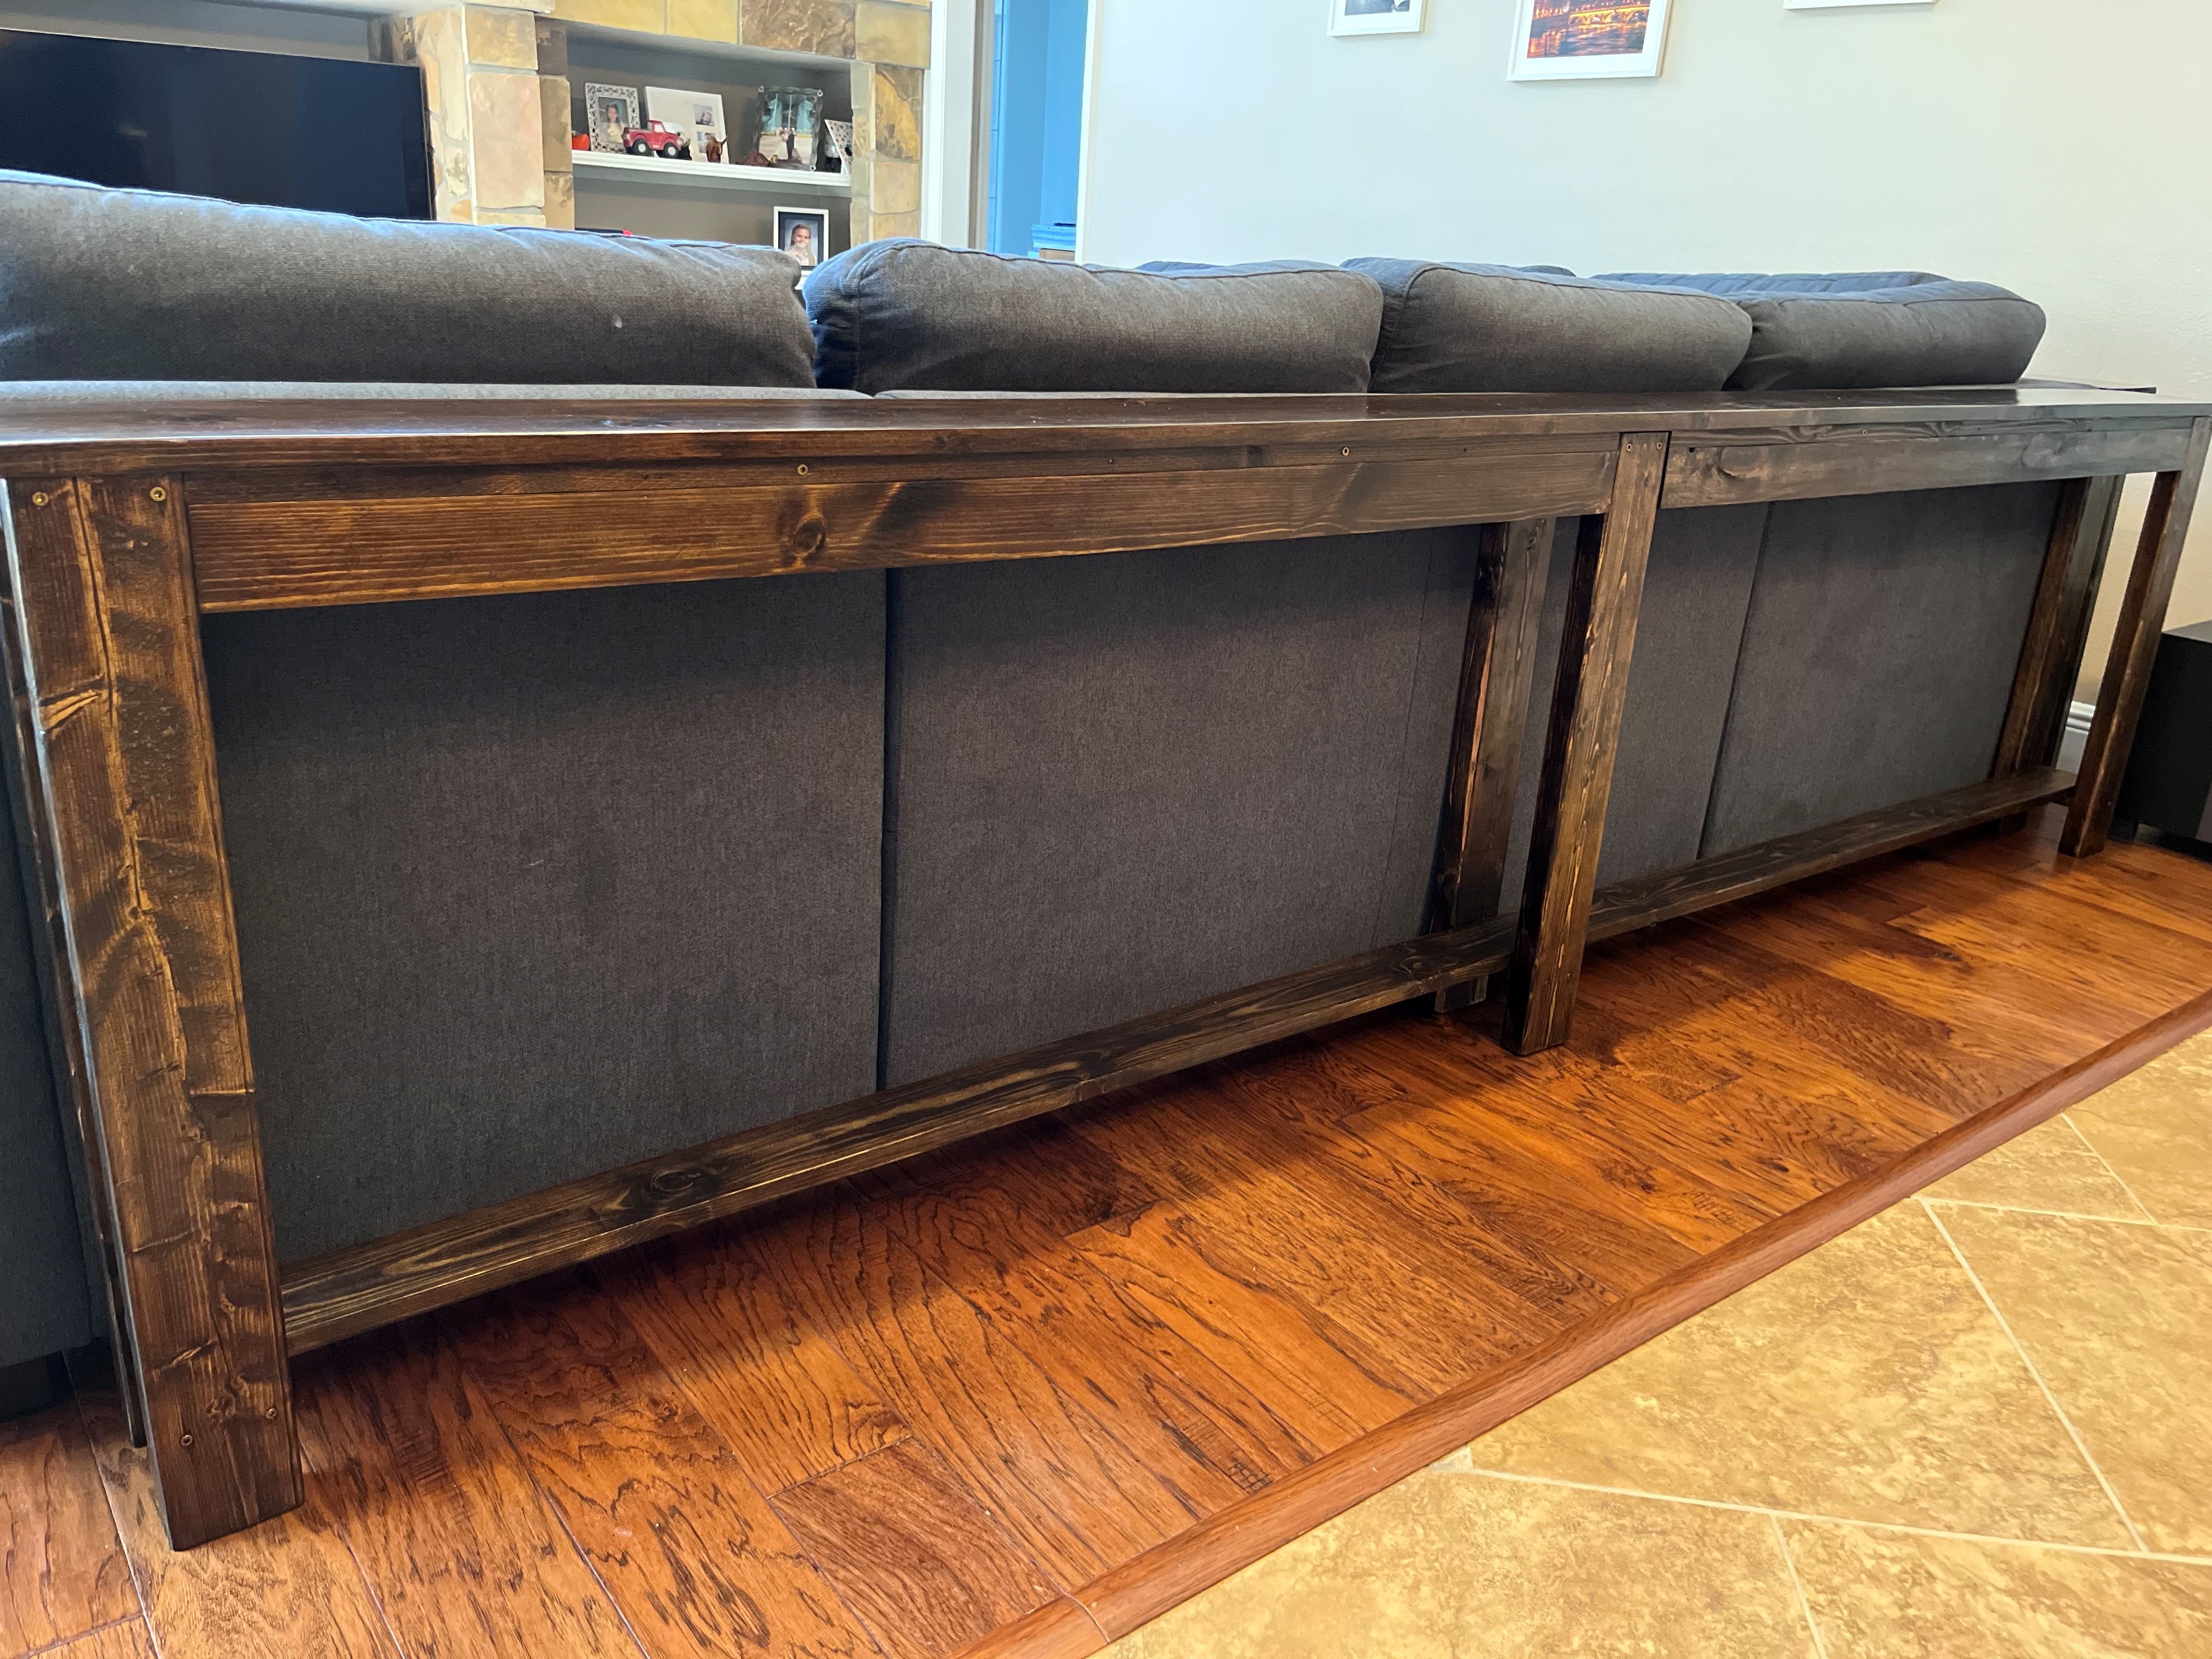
[0,169,817,386]
[1347,259,1753,393]
[1596,272,2047,390]
[804,241,1383,393]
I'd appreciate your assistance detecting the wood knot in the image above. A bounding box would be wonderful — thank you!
[787,516,827,563]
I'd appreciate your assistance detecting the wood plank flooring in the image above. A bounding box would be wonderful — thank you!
[10,807,2212,1659]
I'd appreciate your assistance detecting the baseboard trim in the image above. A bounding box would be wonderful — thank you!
[951,983,2212,1656]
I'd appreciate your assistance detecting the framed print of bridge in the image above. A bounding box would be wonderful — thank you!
[1510,0,1672,78]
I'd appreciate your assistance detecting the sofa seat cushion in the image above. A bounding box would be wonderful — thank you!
[1346,259,1753,393]
[1595,271,2047,390]
[0,170,816,386]
[804,241,1383,393]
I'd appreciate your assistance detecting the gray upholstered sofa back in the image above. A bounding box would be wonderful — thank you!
[805,240,1384,393]
[0,170,819,386]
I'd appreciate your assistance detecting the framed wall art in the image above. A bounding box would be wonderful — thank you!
[1510,0,1672,80]
[1331,0,1426,38]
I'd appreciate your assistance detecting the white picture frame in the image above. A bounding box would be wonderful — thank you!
[1509,0,1673,80]
[645,86,727,164]
[582,83,640,154]
[1330,0,1426,38]
[1785,0,1932,8]
[774,206,830,274]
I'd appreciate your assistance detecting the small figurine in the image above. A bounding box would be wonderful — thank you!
[622,120,691,160]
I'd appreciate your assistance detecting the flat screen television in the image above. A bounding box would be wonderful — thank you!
[0,28,431,219]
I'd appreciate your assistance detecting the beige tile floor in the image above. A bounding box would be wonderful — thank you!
[1103,1029,2212,1658]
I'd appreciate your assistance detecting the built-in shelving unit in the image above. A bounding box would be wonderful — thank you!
[572,149,849,195]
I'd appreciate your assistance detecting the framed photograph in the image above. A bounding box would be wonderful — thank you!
[822,118,855,174]
[775,206,830,273]
[758,86,824,170]
[645,86,728,165]
[1785,0,1932,8]
[1330,0,1426,36]
[582,82,641,154]
[1510,0,1673,80]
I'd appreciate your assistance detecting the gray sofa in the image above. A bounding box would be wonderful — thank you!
[0,174,2062,1392]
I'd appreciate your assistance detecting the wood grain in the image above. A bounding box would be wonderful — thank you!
[4,477,295,1548]
[438,1281,881,1659]
[1993,475,2126,777]
[0,387,2201,481]
[592,1232,911,1496]
[1505,433,1669,1053]
[75,1377,394,1659]
[279,911,1522,1354]
[1430,517,1555,1014]
[1585,768,2078,943]
[189,450,1615,611]
[41,1619,158,1658]
[291,1328,643,1659]
[2064,419,2212,855]
[1663,420,2199,507]
[1069,979,2212,1643]
[770,1440,1060,1659]
[0,575,140,1445]
[0,1400,136,1655]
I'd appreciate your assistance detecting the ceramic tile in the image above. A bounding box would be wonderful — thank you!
[1783,1519,2212,1657]
[1466,1204,2131,1546]
[1101,1470,1815,1658]
[1925,1115,2149,1221]
[741,0,856,58]
[1935,1203,2212,1555]
[2067,1029,2212,1228]
[856,0,929,66]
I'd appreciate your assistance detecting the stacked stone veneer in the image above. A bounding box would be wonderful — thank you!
[376,0,927,241]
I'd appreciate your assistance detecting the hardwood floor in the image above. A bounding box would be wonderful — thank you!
[10,808,2212,1659]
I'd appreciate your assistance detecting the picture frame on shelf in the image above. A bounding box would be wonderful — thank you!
[582,82,641,154]
[1330,0,1426,35]
[775,206,830,273]
[757,86,824,170]
[1510,0,1673,80]
[822,119,854,174]
[645,86,729,165]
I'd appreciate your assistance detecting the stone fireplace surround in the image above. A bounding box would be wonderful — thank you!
[370,0,926,238]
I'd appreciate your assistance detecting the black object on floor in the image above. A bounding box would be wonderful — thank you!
[0,1352,64,1420]
[2116,619,2212,843]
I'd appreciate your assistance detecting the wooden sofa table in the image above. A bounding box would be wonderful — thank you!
[1,385,2204,1547]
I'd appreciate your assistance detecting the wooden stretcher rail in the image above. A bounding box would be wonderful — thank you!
[0,387,2203,1550]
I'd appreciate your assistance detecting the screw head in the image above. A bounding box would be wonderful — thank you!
[179,1432,194,1448]
[265,1406,279,1420]
[29,492,47,507]
[149,487,167,503]
[796,463,810,476]
[1341,447,1352,457]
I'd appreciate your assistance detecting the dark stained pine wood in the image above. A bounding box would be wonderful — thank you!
[278,910,1524,1354]
[2063,419,2212,855]
[1504,432,1670,1053]
[4,477,297,1549]
[186,450,1618,612]
[0,562,144,1447]
[1430,517,1555,1013]
[1662,419,2200,507]
[18,817,2212,1658]
[1585,767,2079,943]
[1994,475,2126,776]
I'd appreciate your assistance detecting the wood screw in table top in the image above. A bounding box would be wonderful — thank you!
[29,491,46,506]
[149,486,167,502]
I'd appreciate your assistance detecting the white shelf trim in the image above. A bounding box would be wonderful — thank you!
[571,149,851,194]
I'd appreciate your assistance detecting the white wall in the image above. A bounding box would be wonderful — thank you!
[1082,0,2212,684]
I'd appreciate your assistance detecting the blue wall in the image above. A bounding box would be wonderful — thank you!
[986,0,1088,257]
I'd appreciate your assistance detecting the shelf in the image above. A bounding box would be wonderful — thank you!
[571,149,851,195]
